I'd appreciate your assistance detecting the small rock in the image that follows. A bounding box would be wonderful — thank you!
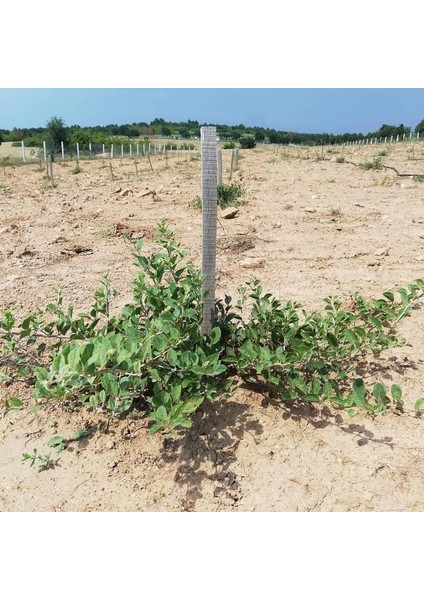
[221,207,239,219]
[120,189,132,197]
[14,245,33,258]
[304,207,316,213]
[415,254,424,261]
[311,194,319,200]
[272,221,282,229]
[368,260,380,267]
[106,440,115,450]
[374,247,390,257]
[113,187,122,194]
[240,258,265,269]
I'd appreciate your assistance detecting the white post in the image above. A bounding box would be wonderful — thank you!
[418,132,420,140]
[76,143,80,160]
[121,144,124,158]
[137,144,139,156]
[102,143,105,155]
[217,148,222,185]
[200,126,217,335]
[21,140,26,163]
[396,135,399,142]
[43,140,47,161]
[89,142,92,155]
[384,137,387,144]
[110,144,114,158]
[129,144,132,157]
[61,141,65,160]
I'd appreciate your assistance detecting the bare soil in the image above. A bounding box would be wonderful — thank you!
[1,143,423,512]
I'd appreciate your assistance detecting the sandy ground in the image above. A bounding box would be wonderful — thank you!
[0,143,423,512]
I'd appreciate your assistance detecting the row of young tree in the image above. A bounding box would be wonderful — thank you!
[1,116,424,150]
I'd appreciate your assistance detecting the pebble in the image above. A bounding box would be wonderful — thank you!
[240,258,265,269]
[374,247,390,257]
[221,207,239,219]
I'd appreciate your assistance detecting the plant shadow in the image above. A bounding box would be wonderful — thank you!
[158,396,263,510]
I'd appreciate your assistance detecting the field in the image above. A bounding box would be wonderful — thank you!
[1,143,423,511]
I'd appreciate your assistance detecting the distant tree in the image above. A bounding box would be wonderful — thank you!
[254,130,265,142]
[12,127,24,141]
[239,136,256,149]
[415,118,424,135]
[46,116,68,151]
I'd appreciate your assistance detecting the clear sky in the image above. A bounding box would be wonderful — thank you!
[1,89,423,135]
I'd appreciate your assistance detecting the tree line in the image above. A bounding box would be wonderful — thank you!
[1,116,424,149]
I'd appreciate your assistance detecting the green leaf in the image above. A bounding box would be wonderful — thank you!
[368,316,382,330]
[347,408,357,418]
[373,382,387,405]
[327,333,339,348]
[390,384,403,404]
[414,397,424,411]
[352,378,365,402]
[70,428,91,441]
[47,435,66,448]
[344,330,357,344]
[209,327,221,345]
[6,397,23,409]
[167,348,178,366]
[171,384,182,403]
[155,406,167,421]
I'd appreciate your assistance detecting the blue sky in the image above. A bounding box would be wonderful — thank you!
[1,89,423,135]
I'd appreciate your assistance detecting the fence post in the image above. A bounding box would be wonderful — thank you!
[200,126,217,335]
[89,142,92,155]
[61,141,65,160]
[47,155,54,185]
[217,148,222,185]
[102,143,105,155]
[110,144,114,159]
[129,144,132,158]
[21,141,26,163]
[76,143,80,160]
[43,141,47,161]
[121,144,124,158]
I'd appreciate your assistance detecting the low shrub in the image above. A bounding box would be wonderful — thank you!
[1,222,423,433]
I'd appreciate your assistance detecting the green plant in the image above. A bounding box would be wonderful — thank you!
[22,449,58,470]
[193,183,245,210]
[72,164,82,174]
[47,427,92,452]
[239,136,256,149]
[335,156,345,163]
[360,156,383,170]
[1,223,423,434]
[223,141,236,150]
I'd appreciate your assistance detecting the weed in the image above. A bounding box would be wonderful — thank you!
[72,164,82,175]
[22,449,58,470]
[360,156,383,170]
[192,183,245,210]
[335,156,345,163]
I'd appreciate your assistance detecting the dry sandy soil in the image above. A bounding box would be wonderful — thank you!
[0,143,423,512]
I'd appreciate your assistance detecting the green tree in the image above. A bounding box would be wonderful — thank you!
[415,118,424,135]
[239,136,256,149]
[46,116,68,152]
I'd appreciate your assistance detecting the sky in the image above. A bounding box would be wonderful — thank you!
[0,88,423,135]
